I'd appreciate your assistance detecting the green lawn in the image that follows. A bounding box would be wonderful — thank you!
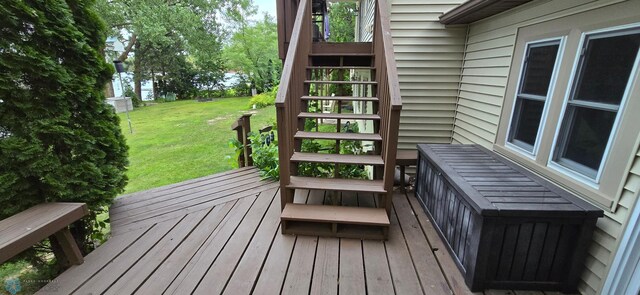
[118,98,275,194]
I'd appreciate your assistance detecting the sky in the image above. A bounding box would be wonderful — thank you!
[253,0,277,18]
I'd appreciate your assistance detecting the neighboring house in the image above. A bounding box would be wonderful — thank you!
[278,0,640,294]
[105,37,154,101]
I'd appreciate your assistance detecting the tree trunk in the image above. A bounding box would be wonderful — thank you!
[118,34,136,62]
[151,71,157,99]
[134,55,142,100]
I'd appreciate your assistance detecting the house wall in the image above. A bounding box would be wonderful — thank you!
[353,0,376,135]
[450,0,640,294]
[357,0,375,42]
[355,0,467,149]
[388,0,467,149]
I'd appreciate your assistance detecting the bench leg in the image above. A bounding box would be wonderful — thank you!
[53,227,84,265]
[399,165,406,192]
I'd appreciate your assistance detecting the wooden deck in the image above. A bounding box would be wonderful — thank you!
[40,167,574,295]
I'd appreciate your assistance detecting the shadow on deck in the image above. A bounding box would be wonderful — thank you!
[39,167,573,295]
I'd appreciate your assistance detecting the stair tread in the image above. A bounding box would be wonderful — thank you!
[295,131,382,141]
[308,66,374,70]
[287,176,386,193]
[301,96,379,101]
[291,152,384,165]
[304,80,377,84]
[309,53,374,56]
[299,112,380,120]
[281,203,390,226]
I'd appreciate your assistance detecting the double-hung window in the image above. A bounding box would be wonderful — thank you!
[496,5,640,208]
[551,28,640,180]
[507,40,562,154]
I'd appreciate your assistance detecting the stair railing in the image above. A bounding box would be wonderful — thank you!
[231,114,253,168]
[276,0,311,209]
[373,0,402,211]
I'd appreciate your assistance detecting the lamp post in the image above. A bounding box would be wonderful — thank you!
[113,60,133,134]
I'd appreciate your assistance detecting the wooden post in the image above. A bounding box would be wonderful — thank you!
[236,128,245,167]
[231,114,253,167]
[240,114,253,166]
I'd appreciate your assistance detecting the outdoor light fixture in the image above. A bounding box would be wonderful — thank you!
[113,60,125,74]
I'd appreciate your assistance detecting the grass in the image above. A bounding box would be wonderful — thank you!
[118,98,276,194]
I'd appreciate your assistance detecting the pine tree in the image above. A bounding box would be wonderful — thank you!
[0,0,129,261]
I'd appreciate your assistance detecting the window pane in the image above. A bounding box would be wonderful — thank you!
[508,41,560,153]
[573,32,640,104]
[511,98,545,149]
[521,44,560,96]
[557,107,616,172]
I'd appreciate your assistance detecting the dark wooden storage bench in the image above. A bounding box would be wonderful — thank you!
[415,144,603,292]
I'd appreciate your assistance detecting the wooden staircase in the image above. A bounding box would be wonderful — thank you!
[275,0,401,239]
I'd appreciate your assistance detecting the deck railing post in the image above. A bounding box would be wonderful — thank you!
[235,128,245,167]
[241,114,253,167]
[231,113,253,168]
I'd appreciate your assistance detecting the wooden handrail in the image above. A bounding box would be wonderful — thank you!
[373,0,403,210]
[276,0,311,209]
[376,0,402,110]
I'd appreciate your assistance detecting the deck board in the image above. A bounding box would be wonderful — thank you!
[110,175,273,227]
[194,188,278,294]
[110,170,260,218]
[385,207,425,294]
[103,209,210,295]
[340,238,367,295]
[310,237,339,295]
[223,189,282,294]
[137,202,235,294]
[406,193,482,295]
[74,217,182,294]
[34,227,149,295]
[363,240,395,295]
[282,235,318,294]
[111,167,258,211]
[166,196,256,295]
[39,167,580,295]
[252,227,296,294]
[394,194,452,294]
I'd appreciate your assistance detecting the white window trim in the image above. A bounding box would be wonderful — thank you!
[548,23,640,186]
[602,189,640,295]
[505,37,565,160]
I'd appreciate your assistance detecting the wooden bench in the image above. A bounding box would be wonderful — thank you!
[0,202,89,265]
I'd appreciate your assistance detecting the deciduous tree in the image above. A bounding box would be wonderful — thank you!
[328,2,357,42]
[224,11,281,93]
[95,0,241,99]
